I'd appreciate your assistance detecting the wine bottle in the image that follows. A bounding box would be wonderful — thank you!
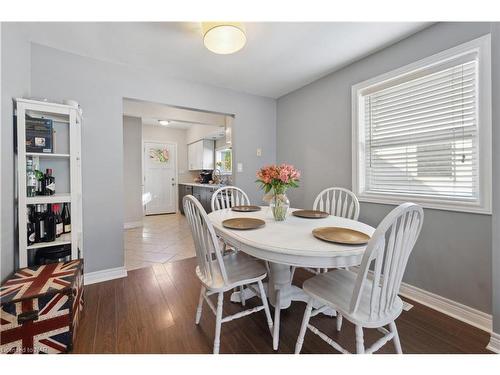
[26,158,37,197]
[45,204,56,242]
[54,204,63,238]
[27,206,36,245]
[34,204,47,243]
[43,168,56,196]
[34,159,44,195]
[62,203,71,233]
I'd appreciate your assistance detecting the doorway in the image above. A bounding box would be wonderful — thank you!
[143,141,177,215]
[122,98,235,271]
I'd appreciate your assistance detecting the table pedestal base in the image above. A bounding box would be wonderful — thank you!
[230,262,336,350]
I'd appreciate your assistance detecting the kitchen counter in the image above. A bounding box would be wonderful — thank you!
[179,182,228,190]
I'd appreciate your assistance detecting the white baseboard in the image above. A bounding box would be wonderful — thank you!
[487,332,500,353]
[357,266,493,334]
[84,266,127,285]
[399,282,492,333]
[124,221,143,229]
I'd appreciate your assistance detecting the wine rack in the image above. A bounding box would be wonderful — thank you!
[15,98,83,268]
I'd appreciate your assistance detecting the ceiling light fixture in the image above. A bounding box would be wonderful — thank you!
[158,120,170,126]
[202,22,246,55]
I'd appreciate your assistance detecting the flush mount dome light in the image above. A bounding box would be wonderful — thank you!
[158,120,170,126]
[202,22,246,55]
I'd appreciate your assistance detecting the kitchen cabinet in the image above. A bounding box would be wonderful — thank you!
[179,183,219,214]
[188,139,214,171]
[193,187,204,209]
[178,184,193,214]
[194,186,212,213]
[225,115,233,147]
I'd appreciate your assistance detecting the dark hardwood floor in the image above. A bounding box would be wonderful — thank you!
[73,257,492,354]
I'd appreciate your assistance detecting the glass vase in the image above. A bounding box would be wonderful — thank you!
[270,193,290,221]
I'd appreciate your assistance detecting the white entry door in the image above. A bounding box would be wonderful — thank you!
[144,142,177,215]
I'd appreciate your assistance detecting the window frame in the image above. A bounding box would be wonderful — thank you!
[215,146,233,175]
[352,34,492,214]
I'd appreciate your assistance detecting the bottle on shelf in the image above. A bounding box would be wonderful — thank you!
[26,158,37,197]
[27,206,36,245]
[34,204,47,243]
[43,168,55,196]
[54,204,63,238]
[45,204,56,242]
[62,203,71,233]
[34,161,44,196]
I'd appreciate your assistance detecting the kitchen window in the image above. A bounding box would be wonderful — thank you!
[352,35,492,214]
[215,147,232,175]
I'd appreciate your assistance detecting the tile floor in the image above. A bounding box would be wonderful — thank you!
[124,213,196,271]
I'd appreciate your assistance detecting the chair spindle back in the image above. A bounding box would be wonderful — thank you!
[183,195,228,287]
[313,187,360,220]
[211,186,250,211]
[350,203,424,321]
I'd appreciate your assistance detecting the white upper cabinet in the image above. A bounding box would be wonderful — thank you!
[188,139,214,170]
[225,116,233,147]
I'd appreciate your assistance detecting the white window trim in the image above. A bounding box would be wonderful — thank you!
[215,146,233,175]
[352,34,492,215]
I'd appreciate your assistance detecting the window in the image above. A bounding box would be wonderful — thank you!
[215,147,232,174]
[352,35,491,214]
[416,144,453,179]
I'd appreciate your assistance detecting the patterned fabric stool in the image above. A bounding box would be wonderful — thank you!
[0,259,84,354]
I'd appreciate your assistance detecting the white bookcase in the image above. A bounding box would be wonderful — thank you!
[15,98,83,268]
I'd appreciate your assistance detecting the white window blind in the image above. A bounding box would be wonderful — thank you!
[352,35,492,214]
[363,59,478,201]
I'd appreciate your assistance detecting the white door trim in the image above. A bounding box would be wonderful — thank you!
[142,140,178,215]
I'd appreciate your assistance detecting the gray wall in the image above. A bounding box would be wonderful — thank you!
[277,22,493,313]
[0,29,276,276]
[491,23,500,333]
[1,24,31,282]
[123,116,143,225]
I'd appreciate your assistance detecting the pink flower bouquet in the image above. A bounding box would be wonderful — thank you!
[256,164,300,220]
[256,164,300,194]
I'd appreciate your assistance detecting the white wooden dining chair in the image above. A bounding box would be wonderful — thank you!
[295,202,424,354]
[301,187,360,275]
[183,195,274,354]
[211,186,251,211]
[313,187,360,220]
[211,186,252,305]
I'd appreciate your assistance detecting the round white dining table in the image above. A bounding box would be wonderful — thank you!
[207,206,375,350]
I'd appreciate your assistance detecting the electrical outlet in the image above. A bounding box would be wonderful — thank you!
[237,163,243,172]
[256,148,262,156]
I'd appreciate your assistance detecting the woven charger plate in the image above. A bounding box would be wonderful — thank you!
[292,209,329,219]
[222,218,266,230]
[231,205,262,212]
[312,227,370,245]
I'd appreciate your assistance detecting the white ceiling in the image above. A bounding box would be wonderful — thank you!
[22,22,431,98]
[141,119,197,130]
[123,98,227,132]
[123,98,228,126]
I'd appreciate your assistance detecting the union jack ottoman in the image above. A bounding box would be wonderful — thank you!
[0,259,84,354]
